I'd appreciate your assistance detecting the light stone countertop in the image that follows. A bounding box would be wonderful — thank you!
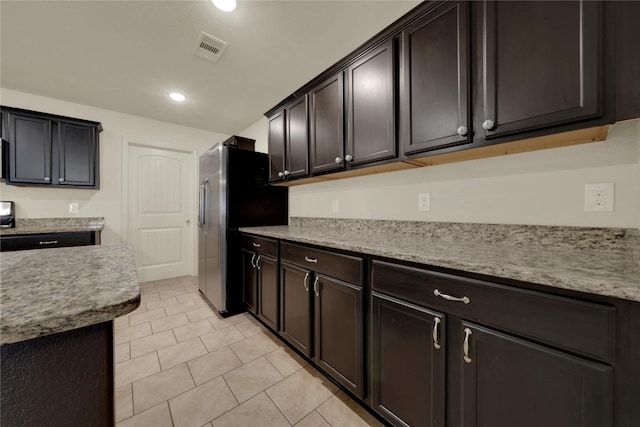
[240,219,640,303]
[1,244,140,345]
[0,217,105,236]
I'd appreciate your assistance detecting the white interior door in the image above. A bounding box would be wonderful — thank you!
[128,144,195,282]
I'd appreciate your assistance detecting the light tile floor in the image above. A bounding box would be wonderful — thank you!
[114,276,382,427]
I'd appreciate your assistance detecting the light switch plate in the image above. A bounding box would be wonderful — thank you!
[68,203,79,214]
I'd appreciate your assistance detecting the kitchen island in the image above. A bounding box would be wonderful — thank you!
[0,244,140,426]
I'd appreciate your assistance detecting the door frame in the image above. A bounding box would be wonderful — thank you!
[121,138,199,277]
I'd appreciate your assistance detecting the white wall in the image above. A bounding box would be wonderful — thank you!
[241,118,640,229]
[0,88,229,244]
[238,116,268,154]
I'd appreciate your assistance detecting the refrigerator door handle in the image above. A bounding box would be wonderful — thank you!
[199,179,208,229]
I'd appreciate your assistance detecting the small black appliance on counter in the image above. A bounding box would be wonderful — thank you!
[0,201,15,228]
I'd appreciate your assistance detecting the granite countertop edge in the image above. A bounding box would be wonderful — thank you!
[1,244,141,346]
[0,217,106,236]
[239,225,640,303]
[1,295,141,346]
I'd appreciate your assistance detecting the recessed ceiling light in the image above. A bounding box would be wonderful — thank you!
[212,0,236,12]
[169,92,186,102]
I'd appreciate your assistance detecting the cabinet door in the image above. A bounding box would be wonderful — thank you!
[371,293,446,427]
[268,110,286,181]
[310,73,344,174]
[257,254,279,330]
[346,39,395,166]
[285,96,309,179]
[280,262,312,357]
[460,322,613,427]
[314,274,363,398]
[242,249,257,314]
[8,113,52,184]
[401,1,470,154]
[58,122,97,187]
[481,0,602,139]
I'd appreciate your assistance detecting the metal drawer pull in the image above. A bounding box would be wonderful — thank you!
[303,272,310,292]
[39,240,58,245]
[252,243,261,248]
[304,256,318,263]
[250,253,256,268]
[433,317,441,349]
[463,328,473,363]
[313,276,320,296]
[434,289,470,304]
[255,255,261,270]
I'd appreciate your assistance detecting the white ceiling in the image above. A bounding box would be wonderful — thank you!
[0,0,419,134]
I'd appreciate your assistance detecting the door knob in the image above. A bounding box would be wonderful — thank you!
[186,218,191,224]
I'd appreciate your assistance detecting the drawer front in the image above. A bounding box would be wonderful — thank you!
[241,235,278,257]
[281,242,364,286]
[0,231,96,251]
[372,260,616,363]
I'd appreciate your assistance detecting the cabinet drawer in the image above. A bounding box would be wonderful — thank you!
[372,260,616,363]
[1,231,96,252]
[281,242,364,286]
[241,235,278,257]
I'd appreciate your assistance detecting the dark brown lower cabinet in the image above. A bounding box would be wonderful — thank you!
[371,292,445,427]
[280,262,313,356]
[257,254,279,330]
[314,274,363,397]
[461,322,613,427]
[279,248,365,398]
[242,249,257,314]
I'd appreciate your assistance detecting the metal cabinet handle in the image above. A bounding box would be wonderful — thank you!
[482,119,495,131]
[345,154,353,162]
[283,170,290,176]
[255,255,261,270]
[39,240,58,245]
[303,272,310,292]
[250,253,256,268]
[58,177,65,182]
[434,289,470,304]
[433,317,441,350]
[463,328,473,363]
[334,157,342,164]
[313,276,320,296]
[456,125,468,137]
[278,171,284,178]
[252,243,261,248]
[44,177,50,182]
[304,256,318,264]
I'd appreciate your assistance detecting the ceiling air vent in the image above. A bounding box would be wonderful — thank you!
[193,31,228,63]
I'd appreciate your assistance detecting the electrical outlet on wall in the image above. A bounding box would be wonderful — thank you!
[332,199,339,213]
[418,193,430,211]
[584,183,614,212]
[68,203,79,214]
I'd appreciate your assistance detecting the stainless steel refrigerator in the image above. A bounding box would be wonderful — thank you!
[198,140,287,316]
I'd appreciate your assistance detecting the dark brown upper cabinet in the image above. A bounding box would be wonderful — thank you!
[345,39,396,166]
[285,96,309,179]
[480,0,602,139]
[267,110,286,181]
[2,107,100,189]
[310,73,344,175]
[401,1,471,155]
[268,97,309,182]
